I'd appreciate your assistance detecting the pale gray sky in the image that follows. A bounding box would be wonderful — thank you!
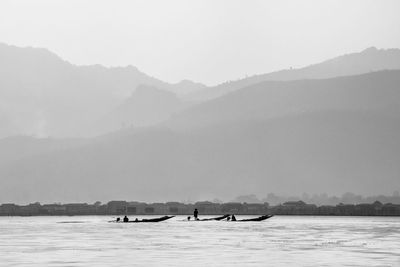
[1,0,399,85]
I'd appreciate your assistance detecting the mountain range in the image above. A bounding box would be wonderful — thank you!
[187,47,400,100]
[0,43,204,137]
[1,44,400,137]
[1,43,400,203]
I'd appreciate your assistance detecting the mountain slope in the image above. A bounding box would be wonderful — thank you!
[170,70,400,130]
[0,136,86,166]
[91,85,189,134]
[0,110,399,203]
[0,43,203,137]
[1,47,400,203]
[2,71,400,203]
[188,47,400,100]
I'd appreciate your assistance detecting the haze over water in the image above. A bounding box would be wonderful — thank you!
[1,216,399,266]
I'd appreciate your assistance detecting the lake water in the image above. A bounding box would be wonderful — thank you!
[0,215,399,266]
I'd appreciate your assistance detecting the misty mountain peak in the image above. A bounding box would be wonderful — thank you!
[0,42,70,67]
[361,46,379,53]
[176,79,205,86]
[168,79,207,95]
[125,65,139,72]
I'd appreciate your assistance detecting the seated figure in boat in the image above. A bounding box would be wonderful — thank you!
[123,215,129,222]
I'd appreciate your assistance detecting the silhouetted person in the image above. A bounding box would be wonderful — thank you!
[123,215,129,222]
[226,216,231,221]
[187,216,191,221]
[116,217,120,222]
[194,208,199,220]
[231,215,236,221]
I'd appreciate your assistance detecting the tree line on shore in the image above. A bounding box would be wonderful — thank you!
[235,192,400,206]
[1,200,399,216]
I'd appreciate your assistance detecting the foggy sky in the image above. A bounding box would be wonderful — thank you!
[1,0,400,85]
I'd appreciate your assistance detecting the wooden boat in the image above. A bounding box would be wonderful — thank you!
[235,215,274,222]
[182,214,230,221]
[112,215,175,223]
[198,214,230,221]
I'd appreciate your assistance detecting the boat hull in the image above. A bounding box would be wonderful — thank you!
[236,215,274,222]
[112,216,175,223]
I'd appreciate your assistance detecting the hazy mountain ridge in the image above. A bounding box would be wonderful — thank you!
[2,44,400,137]
[0,43,204,137]
[1,110,399,203]
[2,71,400,202]
[187,47,400,100]
[1,44,400,203]
[169,70,400,130]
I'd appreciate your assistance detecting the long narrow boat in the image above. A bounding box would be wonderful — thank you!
[111,215,175,223]
[198,214,230,221]
[236,214,274,222]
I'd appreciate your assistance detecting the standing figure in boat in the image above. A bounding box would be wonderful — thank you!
[194,208,199,220]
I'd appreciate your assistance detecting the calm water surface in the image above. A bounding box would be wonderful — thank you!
[0,215,399,266]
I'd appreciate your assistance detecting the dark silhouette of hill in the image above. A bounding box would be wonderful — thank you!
[0,43,204,137]
[188,47,400,100]
[0,110,399,203]
[1,71,400,203]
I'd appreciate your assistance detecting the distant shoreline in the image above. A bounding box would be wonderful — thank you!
[1,214,400,217]
[1,200,399,217]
